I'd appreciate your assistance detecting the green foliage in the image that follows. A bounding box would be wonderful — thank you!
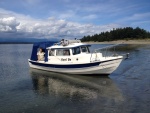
[81,27,150,42]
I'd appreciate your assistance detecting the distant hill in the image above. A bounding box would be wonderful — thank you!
[0,37,59,44]
[81,27,150,42]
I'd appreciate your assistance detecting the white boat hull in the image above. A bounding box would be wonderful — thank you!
[28,58,123,75]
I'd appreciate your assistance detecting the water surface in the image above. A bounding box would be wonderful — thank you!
[0,44,149,113]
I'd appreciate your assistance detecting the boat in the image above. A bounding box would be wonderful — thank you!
[28,39,128,75]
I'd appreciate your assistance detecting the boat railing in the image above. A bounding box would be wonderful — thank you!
[53,39,81,46]
[90,43,124,62]
[96,44,121,57]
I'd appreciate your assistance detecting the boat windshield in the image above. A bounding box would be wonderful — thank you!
[81,46,90,53]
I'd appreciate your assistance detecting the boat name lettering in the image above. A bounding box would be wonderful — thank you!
[61,58,71,61]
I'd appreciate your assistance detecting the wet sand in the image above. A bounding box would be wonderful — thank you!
[85,39,150,44]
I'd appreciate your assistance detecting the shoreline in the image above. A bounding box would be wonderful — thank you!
[84,39,150,44]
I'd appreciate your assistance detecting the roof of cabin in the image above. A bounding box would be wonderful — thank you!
[47,43,91,49]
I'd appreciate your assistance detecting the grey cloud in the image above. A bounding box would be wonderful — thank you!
[0,9,120,39]
[0,17,20,32]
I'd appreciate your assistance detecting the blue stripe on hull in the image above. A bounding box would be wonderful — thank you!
[29,61,101,69]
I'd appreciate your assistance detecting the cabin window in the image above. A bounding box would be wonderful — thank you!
[81,46,90,53]
[56,49,70,56]
[49,49,55,56]
[72,47,81,55]
[87,46,90,53]
[81,46,87,52]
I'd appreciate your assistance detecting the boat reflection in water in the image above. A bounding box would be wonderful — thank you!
[30,69,123,101]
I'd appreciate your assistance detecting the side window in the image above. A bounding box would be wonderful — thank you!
[72,47,81,55]
[81,46,87,53]
[56,49,63,56]
[87,46,90,53]
[63,49,70,56]
[49,49,55,56]
[56,49,70,56]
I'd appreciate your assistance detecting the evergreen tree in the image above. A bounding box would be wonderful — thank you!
[81,27,150,42]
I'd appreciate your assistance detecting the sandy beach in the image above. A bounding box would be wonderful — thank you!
[84,39,150,44]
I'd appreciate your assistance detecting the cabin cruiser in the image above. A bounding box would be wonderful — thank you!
[28,39,128,75]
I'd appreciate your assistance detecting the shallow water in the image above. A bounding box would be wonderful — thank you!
[0,44,149,113]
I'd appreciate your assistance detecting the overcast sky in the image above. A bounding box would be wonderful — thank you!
[0,0,150,39]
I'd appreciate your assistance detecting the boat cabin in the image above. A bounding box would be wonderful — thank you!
[46,40,91,63]
[30,39,93,63]
[48,45,90,56]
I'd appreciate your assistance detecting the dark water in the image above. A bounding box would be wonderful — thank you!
[0,44,149,113]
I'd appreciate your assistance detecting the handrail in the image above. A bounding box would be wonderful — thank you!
[90,42,124,61]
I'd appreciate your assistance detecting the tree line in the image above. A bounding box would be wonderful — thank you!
[81,27,150,42]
